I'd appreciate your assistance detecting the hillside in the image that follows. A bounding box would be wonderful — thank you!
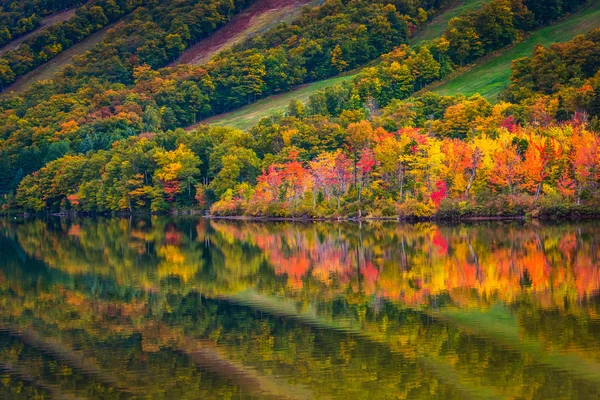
[175,0,315,66]
[4,0,315,93]
[0,0,145,90]
[205,0,600,131]
[429,1,600,99]
[6,21,122,92]
[2,0,600,218]
[194,75,353,131]
[202,0,488,130]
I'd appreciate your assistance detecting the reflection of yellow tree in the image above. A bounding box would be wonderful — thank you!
[5,218,600,311]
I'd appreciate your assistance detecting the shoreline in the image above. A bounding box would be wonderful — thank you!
[4,211,600,223]
[202,214,530,222]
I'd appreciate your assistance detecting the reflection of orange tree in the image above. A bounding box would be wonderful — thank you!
[210,221,372,290]
[5,218,600,311]
[209,221,600,310]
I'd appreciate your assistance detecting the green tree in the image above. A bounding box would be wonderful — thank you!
[411,47,440,88]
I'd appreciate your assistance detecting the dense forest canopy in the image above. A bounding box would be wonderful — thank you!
[0,0,259,89]
[0,0,598,217]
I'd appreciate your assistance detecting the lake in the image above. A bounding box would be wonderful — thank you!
[1,217,599,399]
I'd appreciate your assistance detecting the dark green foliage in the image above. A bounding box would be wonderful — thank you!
[0,0,89,46]
[0,0,135,86]
[0,0,256,89]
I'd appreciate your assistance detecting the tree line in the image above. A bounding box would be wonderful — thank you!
[0,0,595,205]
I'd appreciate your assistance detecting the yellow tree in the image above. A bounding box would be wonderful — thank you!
[345,120,375,187]
[154,144,200,203]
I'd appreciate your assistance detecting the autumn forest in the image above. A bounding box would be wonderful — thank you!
[0,0,598,218]
[2,1,600,397]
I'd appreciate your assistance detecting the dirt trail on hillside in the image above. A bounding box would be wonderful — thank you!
[174,0,314,66]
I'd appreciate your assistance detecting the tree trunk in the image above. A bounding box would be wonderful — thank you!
[465,170,476,200]
[534,182,542,203]
[400,174,404,202]
[353,154,358,188]
[358,178,362,202]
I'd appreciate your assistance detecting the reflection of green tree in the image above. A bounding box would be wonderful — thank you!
[0,332,127,399]
[2,218,600,399]
[223,289,600,399]
[0,233,248,399]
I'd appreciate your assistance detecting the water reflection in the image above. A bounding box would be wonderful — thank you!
[0,217,599,399]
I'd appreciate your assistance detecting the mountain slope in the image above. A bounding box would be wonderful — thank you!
[428,1,600,99]
[201,0,489,131]
[205,0,600,132]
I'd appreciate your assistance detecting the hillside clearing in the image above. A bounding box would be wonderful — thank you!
[410,0,486,44]
[427,2,600,100]
[0,8,78,56]
[190,75,354,131]
[6,21,122,93]
[174,0,315,66]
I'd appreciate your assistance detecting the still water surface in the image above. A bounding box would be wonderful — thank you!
[1,217,600,399]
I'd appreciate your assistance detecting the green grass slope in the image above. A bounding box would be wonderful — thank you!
[191,75,354,131]
[429,2,600,100]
